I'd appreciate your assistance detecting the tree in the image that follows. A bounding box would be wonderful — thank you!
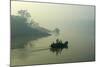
[18,10,31,18]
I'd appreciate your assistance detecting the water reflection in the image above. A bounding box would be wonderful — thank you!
[11,35,50,49]
[32,48,49,52]
[50,48,63,55]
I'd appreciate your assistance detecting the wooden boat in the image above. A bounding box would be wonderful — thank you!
[50,39,68,49]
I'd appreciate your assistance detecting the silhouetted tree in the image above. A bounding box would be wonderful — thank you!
[18,10,31,18]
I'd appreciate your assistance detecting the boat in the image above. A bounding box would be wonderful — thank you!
[50,39,68,49]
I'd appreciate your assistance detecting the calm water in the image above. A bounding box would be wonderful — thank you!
[11,20,95,66]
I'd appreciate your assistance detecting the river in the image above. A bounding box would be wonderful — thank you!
[11,19,95,66]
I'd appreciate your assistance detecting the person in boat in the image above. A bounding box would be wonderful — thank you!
[56,39,62,44]
[59,40,62,44]
[51,39,68,48]
[64,41,68,48]
[56,39,59,44]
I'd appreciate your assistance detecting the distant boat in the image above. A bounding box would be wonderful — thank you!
[50,39,68,49]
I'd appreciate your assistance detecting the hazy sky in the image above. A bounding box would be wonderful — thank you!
[11,1,95,30]
[11,2,95,65]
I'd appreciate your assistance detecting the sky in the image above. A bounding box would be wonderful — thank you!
[11,1,95,30]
